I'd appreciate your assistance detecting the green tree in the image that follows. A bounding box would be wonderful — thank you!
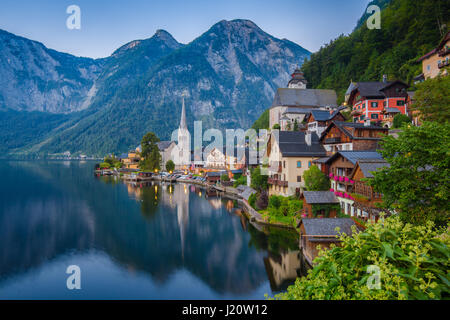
[273,216,450,300]
[252,109,270,131]
[140,132,161,171]
[412,76,450,124]
[272,124,280,130]
[221,174,230,182]
[293,119,299,131]
[165,160,175,173]
[250,167,268,191]
[369,122,450,226]
[393,114,411,128]
[303,165,331,191]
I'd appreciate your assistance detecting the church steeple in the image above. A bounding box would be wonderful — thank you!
[179,92,187,130]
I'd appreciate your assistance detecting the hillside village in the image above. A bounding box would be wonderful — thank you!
[96,30,450,269]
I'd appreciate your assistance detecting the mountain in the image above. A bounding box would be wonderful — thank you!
[0,29,101,113]
[300,0,450,102]
[4,19,310,156]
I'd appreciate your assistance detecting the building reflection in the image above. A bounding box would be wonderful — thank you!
[263,251,302,292]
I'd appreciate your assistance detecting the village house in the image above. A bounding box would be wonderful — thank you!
[266,131,326,197]
[269,69,338,130]
[320,121,388,155]
[121,145,142,169]
[299,218,356,266]
[415,31,450,81]
[157,141,176,171]
[346,78,410,125]
[323,151,384,216]
[301,191,340,218]
[304,107,346,136]
[349,159,390,222]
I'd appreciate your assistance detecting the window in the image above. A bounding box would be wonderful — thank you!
[297,161,302,168]
[297,176,302,182]
[371,102,378,108]
[360,115,365,121]
[383,101,386,107]
[283,161,286,168]
[397,100,405,106]
[427,65,430,71]
[308,161,312,168]
[371,114,379,119]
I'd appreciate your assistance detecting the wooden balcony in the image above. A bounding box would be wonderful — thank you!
[324,137,341,144]
[268,178,288,187]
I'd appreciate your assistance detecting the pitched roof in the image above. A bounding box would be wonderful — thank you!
[357,160,390,178]
[326,151,384,165]
[271,88,337,108]
[348,81,409,100]
[276,131,326,157]
[301,218,356,238]
[303,191,339,204]
[309,106,345,122]
[321,121,388,142]
[157,141,174,151]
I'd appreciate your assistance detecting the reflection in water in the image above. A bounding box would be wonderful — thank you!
[0,161,306,299]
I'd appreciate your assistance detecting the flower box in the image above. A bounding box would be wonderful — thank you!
[344,177,349,182]
[330,188,334,192]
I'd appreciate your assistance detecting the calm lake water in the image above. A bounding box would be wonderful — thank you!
[0,161,307,300]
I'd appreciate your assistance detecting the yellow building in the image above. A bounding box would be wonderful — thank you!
[416,31,449,81]
[121,145,142,169]
[265,131,326,197]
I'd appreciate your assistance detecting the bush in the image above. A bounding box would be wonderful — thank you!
[393,114,411,128]
[233,175,247,188]
[273,216,450,300]
[248,193,258,209]
[220,174,230,182]
[100,162,111,169]
[269,195,283,209]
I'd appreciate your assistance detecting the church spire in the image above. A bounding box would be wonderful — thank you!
[180,92,187,130]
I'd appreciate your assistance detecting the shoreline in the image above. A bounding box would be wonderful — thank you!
[97,169,297,231]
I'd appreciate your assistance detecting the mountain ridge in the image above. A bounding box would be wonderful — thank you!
[0,19,311,156]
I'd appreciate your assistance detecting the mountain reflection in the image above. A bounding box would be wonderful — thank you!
[0,161,304,297]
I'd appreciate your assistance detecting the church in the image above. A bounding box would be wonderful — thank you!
[269,68,338,131]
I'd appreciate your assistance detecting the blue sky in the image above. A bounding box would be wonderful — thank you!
[0,0,370,58]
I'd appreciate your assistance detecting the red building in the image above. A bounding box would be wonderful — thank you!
[345,78,410,125]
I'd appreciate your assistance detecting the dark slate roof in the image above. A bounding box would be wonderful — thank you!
[283,107,317,114]
[357,160,390,178]
[157,141,174,151]
[303,191,338,204]
[313,157,330,164]
[310,106,345,122]
[277,131,326,157]
[348,81,409,99]
[326,151,384,165]
[301,218,356,237]
[205,171,226,177]
[271,88,337,108]
[334,121,387,130]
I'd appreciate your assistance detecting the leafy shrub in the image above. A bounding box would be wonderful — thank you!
[268,195,283,209]
[272,216,450,300]
[393,114,411,128]
[248,193,258,209]
[221,174,230,182]
[233,175,247,188]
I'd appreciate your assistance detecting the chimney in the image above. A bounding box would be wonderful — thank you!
[305,132,312,146]
[364,119,371,127]
[382,74,387,83]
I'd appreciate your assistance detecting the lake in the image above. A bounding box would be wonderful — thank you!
[0,161,307,299]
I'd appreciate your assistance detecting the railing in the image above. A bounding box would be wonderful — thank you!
[324,137,341,144]
[268,178,288,187]
[438,60,450,69]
